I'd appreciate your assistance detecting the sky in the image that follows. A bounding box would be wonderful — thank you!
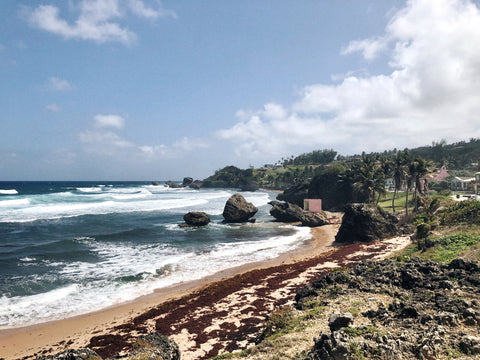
[1,0,480,180]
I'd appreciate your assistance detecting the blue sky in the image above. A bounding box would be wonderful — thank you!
[1,0,480,180]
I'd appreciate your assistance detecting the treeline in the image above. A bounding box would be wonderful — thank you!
[282,149,337,166]
[202,166,258,191]
[304,151,430,212]
[365,138,480,170]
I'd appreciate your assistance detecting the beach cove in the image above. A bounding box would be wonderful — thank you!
[0,212,411,360]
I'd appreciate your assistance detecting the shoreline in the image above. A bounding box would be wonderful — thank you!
[0,215,412,360]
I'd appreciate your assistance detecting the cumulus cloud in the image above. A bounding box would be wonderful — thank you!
[48,77,73,91]
[79,114,208,158]
[45,103,61,112]
[94,114,125,129]
[217,0,480,160]
[26,0,176,45]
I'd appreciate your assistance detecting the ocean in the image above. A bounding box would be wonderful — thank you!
[0,181,311,329]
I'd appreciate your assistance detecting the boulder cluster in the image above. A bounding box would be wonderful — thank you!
[179,193,258,227]
[163,177,203,189]
[297,257,480,360]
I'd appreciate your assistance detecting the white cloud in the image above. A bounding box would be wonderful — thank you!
[79,114,208,158]
[46,103,61,112]
[48,77,73,91]
[126,0,177,19]
[26,0,176,45]
[94,114,125,129]
[217,0,480,159]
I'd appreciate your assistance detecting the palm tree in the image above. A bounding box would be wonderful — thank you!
[391,151,409,213]
[410,157,428,212]
[352,155,382,204]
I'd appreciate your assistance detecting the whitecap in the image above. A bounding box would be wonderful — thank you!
[0,198,30,207]
[0,189,18,195]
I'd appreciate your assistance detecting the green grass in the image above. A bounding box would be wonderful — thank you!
[377,191,409,213]
[396,234,480,263]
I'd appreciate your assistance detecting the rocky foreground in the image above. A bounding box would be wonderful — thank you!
[296,257,480,359]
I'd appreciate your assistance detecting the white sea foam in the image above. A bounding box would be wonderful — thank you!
[0,198,30,207]
[76,187,103,193]
[0,197,208,223]
[19,257,36,262]
[0,189,18,195]
[0,222,311,329]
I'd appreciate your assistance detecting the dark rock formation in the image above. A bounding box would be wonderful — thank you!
[299,257,480,360]
[269,201,329,227]
[223,193,258,223]
[128,332,180,360]
[182,177,194,187]
[182,211,211,227]
[151,181,159,186]
[165,180,182,188]
[301,211,329,227]
[277,182,309,207]
[269,200,304,222]
[37,333,179,360]
[328,312,353,332]
[189,180,203,189]
[36,349,102,360]
[335,203,401,243]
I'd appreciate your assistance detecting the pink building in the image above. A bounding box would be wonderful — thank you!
[304,199,322,212]
[434,165,449,181]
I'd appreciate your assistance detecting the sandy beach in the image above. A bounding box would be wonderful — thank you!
[0,215,412,360]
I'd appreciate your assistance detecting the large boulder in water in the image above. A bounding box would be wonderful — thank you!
[189,180,203,189]
[165,180,182,188]
[182,177,194,187]
[269,200,304,222]
[223,193,258,223]
[335,203,400,243]
[182,211,211,227]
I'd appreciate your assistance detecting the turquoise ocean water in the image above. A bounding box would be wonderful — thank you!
[0,182,311,329]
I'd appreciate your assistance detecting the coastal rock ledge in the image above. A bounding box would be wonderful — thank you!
[223,193,258,223]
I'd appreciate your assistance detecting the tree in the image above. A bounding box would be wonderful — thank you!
[409,157,428,212]
[352,155,385,204]
[391,151,409,213]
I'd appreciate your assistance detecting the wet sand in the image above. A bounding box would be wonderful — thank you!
[0,215,412,360]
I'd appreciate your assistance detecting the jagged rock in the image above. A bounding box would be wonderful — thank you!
[151,181,159,186]
[299,257,480,360]
[459,335,480,355]
[182,212,210,227]
[277,182,309,207]
[269,201,304,222]
[269,201,329,227]
[189,180,203,189]
[182,177,194,187]
[301,211,329,227]
[328,312,353,332]
[165,181,182,188]
[223,193,258,223]
[126,333,180,360]
[36,349,101,360]
[335,203,400,243]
